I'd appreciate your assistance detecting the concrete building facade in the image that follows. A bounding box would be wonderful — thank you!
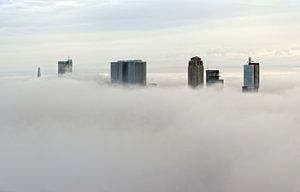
[111,60,147,85]
[188,56,204,88]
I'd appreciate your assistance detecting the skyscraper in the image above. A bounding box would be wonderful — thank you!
[111,60,147,86]
[206,70,224,86]
[188,56,204,88]
[58,59,73,74]
[243,57,260,92]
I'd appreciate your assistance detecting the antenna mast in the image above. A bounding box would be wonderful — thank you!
[248,57,252,64]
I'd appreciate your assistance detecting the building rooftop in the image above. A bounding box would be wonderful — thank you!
[113,60,145,63]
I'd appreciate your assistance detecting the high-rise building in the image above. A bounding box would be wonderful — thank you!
[111,60,147,85]
[188,56,204,88]
[243,57,260,92]
[58,59,73,74]
[206,70,224,86]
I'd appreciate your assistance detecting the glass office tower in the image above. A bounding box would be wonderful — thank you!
[111,60,147,86]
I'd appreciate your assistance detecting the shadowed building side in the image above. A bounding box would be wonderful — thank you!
[249,62,260,90]
[188,56,204,88]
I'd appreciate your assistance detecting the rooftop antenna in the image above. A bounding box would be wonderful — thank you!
[248,57,252,64]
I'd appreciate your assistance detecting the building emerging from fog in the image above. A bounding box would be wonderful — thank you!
[188,56,204,88]
[58,59,73,74]
[243,57,260,92]
[206,70,224,86]
[111,60,147,86]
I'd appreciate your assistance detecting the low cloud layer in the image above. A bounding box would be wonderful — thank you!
[0,71,300,192]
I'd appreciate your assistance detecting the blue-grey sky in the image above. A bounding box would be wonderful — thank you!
[0,0,300,71]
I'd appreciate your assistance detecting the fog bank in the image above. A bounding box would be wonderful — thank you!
[0,76,300,192]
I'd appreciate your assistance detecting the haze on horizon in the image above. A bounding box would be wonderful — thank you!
[0,0,300,72]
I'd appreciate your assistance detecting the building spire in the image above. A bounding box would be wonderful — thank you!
[248,57,252,64]
[37,67,41,78]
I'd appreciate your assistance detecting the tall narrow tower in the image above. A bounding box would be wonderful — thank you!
[37,67,41,78]
[243,57,260,92]
[188,56,204,88]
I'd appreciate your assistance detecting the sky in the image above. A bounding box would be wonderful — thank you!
[0,73,300,192]
[0,0,300,74]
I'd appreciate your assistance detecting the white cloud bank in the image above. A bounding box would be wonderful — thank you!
[0,72,300,192]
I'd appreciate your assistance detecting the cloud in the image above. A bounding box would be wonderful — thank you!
[0,0,101,9]
[1,0,300,69]
[0,71,300,192]
[1,0,299,32]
